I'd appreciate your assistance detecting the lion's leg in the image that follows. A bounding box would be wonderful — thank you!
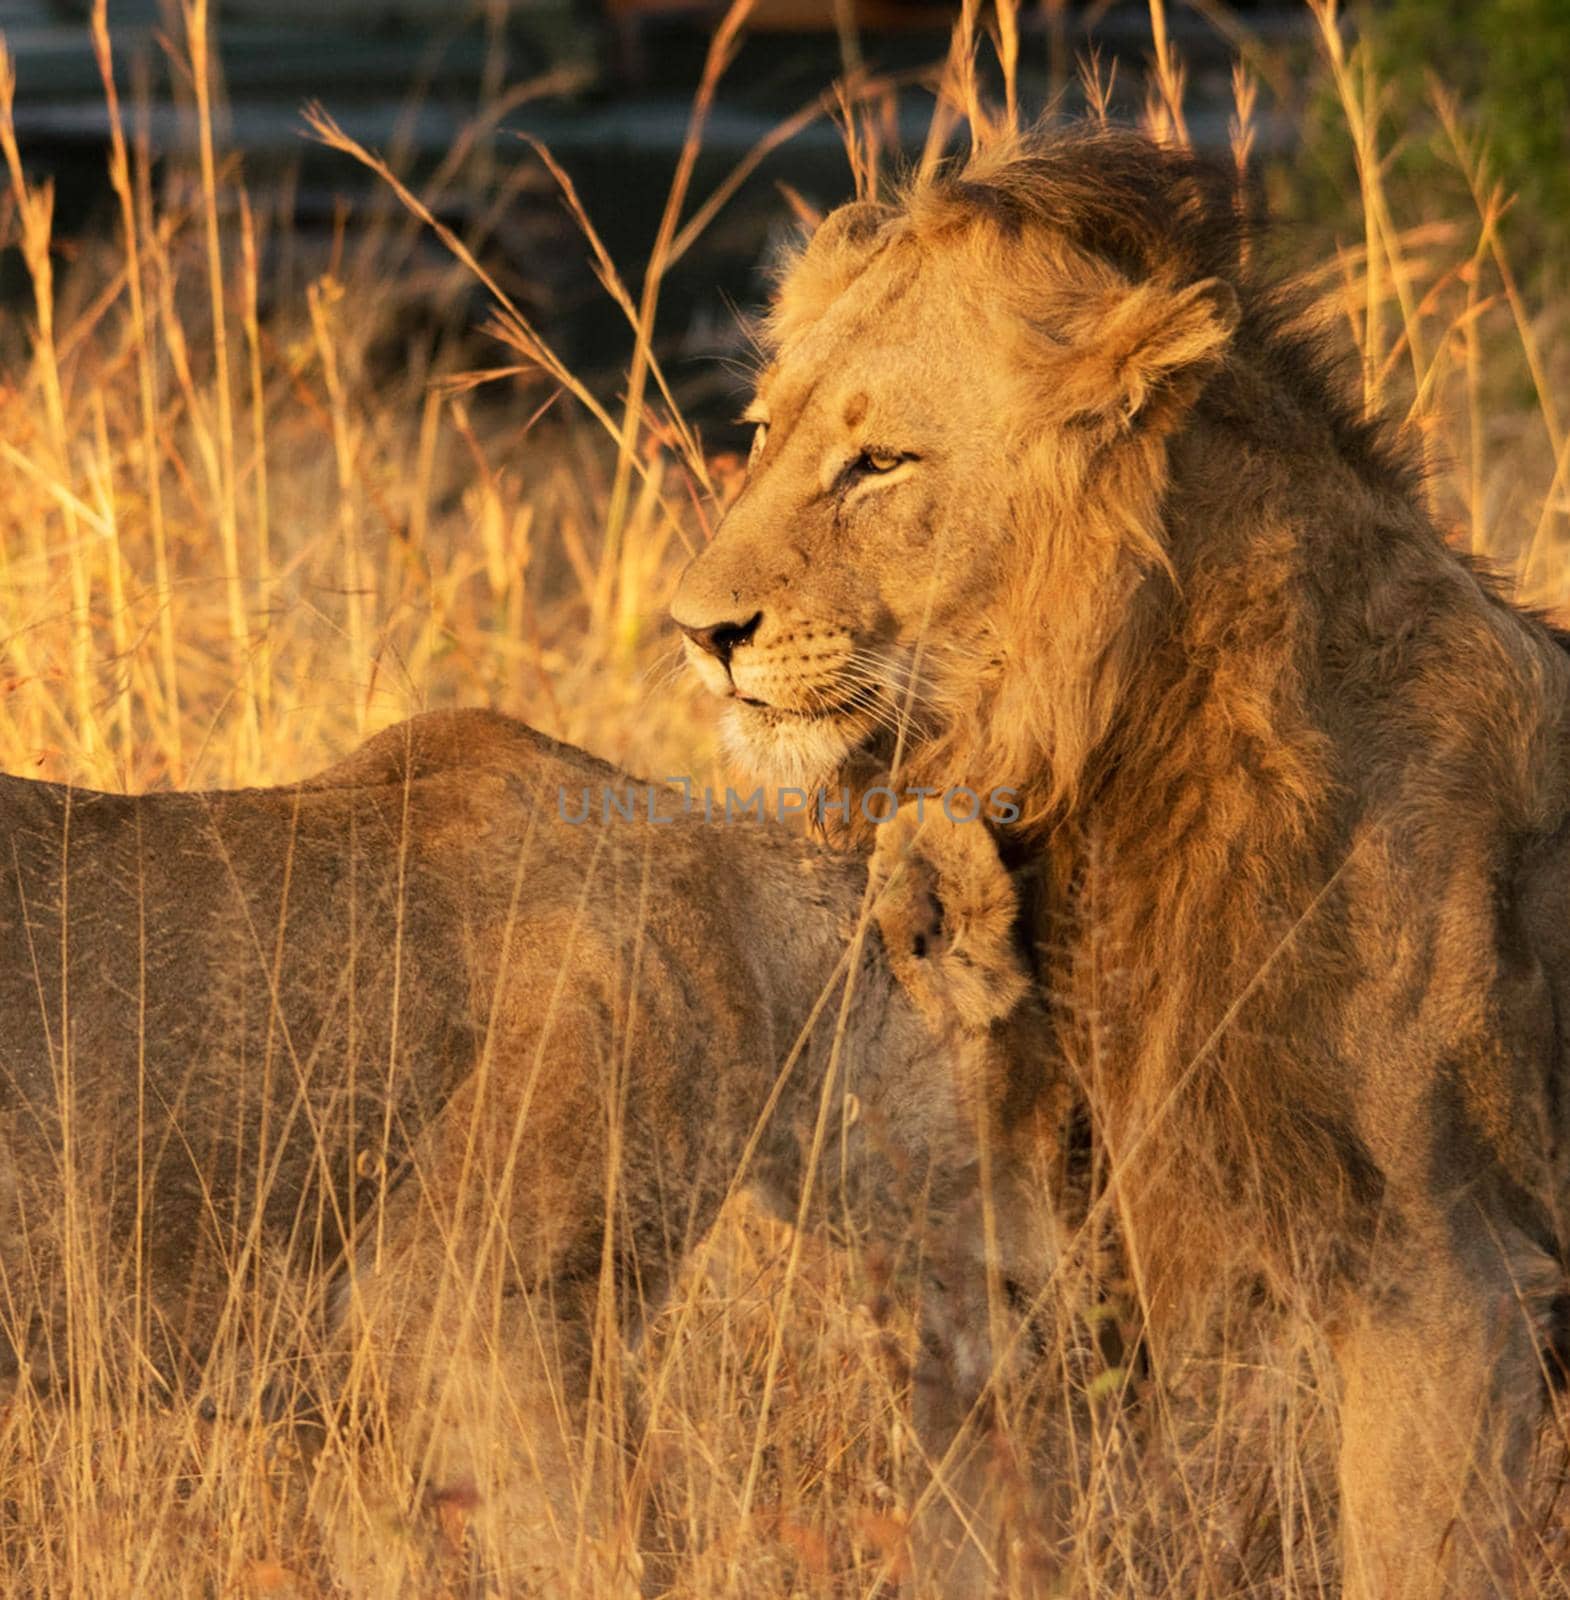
[315,1039,648,1598]
[318,1201,611,1597]
[869,810,1063,1596]
[907,1241,1008,1599]
[1335,1222,1553,1600]
[903,1159,1069,1600]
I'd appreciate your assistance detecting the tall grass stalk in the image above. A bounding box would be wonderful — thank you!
[0,2,1567,1595]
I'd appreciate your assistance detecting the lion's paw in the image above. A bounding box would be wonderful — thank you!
[870,804,1029,1035]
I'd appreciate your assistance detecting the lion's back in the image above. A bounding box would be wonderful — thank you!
[0,712,870,1387]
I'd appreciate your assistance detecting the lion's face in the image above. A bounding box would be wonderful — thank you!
[671,186,1238,807]
[672,240,1018,790]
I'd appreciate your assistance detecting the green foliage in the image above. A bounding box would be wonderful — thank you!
[1333,0,1570,260]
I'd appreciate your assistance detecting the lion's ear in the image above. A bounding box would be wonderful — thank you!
[773,200,899,341]
[1060,276,1239,427]
[801,199,897,267]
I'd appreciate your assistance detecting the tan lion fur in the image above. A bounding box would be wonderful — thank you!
[0,708,1048,1594]
[672,127,1570,1596]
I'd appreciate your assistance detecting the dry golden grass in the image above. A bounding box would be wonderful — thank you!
[2,0,1569,1595]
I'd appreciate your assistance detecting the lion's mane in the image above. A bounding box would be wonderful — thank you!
[770,132,1570,1317]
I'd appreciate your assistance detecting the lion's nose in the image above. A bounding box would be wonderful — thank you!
[679,612,762,666]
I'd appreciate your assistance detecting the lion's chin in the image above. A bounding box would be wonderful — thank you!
[718,701,874,794]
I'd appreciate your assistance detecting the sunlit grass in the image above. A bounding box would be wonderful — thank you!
[1,0,1568,1594]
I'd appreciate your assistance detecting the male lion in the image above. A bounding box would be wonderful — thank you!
[0,708,1045,1593]
[671,128,1570,1596]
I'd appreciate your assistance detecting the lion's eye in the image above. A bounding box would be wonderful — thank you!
[834,447,916,494]
[749,424,768,467]
[848,449,908,481]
